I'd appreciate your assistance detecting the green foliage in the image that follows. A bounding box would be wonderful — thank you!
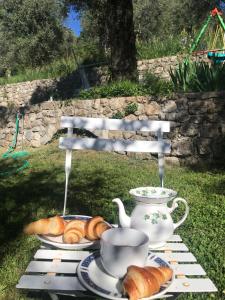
[133,0,163,41]
[124,103,138,116]
[142,72,173,96]
[0,58,78,85]
[112,102,138,119]
[0,143,224,299]
[170,62,225,92]
[111,111,124,119]
[79,80,147,99]
[0,0,74,73]
[137,29,195,60]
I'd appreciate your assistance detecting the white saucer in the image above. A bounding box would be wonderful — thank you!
[77,251,174,300]
[36,215,102,250]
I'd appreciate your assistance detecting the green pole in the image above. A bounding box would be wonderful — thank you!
[217,13,225,32]
[189,14,212,54]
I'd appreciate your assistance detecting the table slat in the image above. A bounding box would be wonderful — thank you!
[172,264,206,276]
[17,276,217,293]
[153,252,197,262]
[26,261,206,277]
[167,235,182,242]
[16,275,85,291]
[151,243,188,252]
[34,250,90,260]
[167,278,217,293]
[26,261,79,274]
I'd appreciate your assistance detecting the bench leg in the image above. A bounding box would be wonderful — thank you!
[48,292,59,300]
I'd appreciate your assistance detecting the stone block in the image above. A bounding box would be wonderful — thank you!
[163,101,177,113]
[165,156,180,166]
[31,140,41,147]
[40,134,51,145]
[109,98,123,110]
[123,131,135,139]
[24,130,33,141]
[138,115,149,120]
[145,102,161,116]
[196,138,212,155]
[93,99,101,110]
[164,112,177,121]
[200,124,220,138]
[188,100,207,114]
[62,106,74,116]
[31,119,43,127]
[172,137,194,156]
[29,113,36,122]
[180,123,199,137]
[108,130,123,139]
[124,114,137,121]
[134,104,144,116]
[100,99,109,106]
[41,101,55,110]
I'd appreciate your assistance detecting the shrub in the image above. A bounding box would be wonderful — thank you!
[142,72,173,96]
[170,61,225,93]
[124,103,138,116]
[112,103,138,119]
[112,111,124,119]
[79,80,147,99]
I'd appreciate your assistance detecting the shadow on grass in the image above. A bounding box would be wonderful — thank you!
[0,157,129,264]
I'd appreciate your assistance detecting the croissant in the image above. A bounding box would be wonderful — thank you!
[63,220,86,244]
[64,220,86,235]
[85,216,104,240]
[63,228,84,243]
[144,266,173,285]
[94,221,111,238]
[123,265,173,300]
[24,215,65,235]
[85,216,111,240]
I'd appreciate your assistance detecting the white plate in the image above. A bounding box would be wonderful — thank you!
[77,251,174,300]
[37,215,106,250]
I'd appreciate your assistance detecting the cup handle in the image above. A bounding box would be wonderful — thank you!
[169,198,189,230]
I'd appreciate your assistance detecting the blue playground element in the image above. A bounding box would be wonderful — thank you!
[207,51,225,63]
[219,1,225,13]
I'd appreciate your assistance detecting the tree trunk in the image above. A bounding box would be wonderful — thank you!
[106,0,137,81]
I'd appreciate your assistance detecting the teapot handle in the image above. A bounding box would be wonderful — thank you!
[169,198,189,230]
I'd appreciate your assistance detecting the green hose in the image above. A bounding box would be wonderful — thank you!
[0,113,30,176]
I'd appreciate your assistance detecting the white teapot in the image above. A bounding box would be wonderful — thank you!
[113,187,189,249]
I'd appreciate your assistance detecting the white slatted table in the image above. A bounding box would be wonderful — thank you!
[16,234,217,299]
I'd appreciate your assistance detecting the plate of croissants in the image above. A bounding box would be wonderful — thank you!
[77,251,174,300]
[23,215,112,250]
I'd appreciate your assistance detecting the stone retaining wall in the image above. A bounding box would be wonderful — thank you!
[0,54,209,108]
[0,92,224,166]
[138,54,208,81]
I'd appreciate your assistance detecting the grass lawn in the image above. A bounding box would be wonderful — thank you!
[0,141,224,300]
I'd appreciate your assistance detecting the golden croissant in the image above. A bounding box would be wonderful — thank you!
[123,265,173,300]
[85,216,111,240]
[63,220,86,243]
[24,215,65,235]
[24,215,111,244]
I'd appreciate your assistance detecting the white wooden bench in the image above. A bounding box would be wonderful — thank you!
[59,116,171,215]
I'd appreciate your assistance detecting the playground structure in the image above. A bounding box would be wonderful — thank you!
[188,7,225,64]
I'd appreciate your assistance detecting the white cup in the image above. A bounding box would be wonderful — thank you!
[100,227,149,278]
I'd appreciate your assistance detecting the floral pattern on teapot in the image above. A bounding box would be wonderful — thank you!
[144,211,167,224]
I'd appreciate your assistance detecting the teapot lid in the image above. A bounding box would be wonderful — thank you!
[129,187,177,204]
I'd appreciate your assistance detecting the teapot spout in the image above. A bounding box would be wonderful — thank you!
[112,198,131,228]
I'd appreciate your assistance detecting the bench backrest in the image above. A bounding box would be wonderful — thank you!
[59,116,171,215]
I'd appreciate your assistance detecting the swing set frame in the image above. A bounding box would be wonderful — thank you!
[189,7,225,56]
